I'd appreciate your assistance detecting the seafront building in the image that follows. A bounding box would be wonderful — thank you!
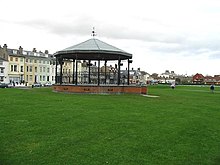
[0,57,9,83]
[1,43,205,87]
[0,44,56,86]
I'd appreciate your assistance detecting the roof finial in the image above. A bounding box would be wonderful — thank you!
[91,27,96,37]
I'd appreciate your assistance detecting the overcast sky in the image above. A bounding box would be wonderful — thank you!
[1,0,220,76]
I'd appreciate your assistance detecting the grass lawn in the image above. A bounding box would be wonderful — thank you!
[1,85,220,165]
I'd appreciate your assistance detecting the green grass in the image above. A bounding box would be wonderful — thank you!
[1,85,220,165]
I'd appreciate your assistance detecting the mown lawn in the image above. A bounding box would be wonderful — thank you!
[0,85,220,165]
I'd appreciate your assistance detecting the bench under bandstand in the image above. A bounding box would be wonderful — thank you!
[53,38,147,94]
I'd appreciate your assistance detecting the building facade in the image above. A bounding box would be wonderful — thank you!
[0,44,56,86]
[0,57,9,83]
[193,73,205,84]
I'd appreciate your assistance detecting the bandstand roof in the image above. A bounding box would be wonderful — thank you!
[54,38,132,60]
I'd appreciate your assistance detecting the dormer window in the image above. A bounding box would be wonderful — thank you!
[13,50,17,54]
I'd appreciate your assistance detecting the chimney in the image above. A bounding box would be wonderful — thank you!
[3,44,7,51]
[45,50,49,54]
[19,46,23,54]
[33,48,37,52]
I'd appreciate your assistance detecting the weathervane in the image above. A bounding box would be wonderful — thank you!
[91,27,97,37]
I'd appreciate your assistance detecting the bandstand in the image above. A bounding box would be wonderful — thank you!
[53,37,147,94]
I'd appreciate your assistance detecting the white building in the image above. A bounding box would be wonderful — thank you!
[0,44,56,86]
[0,57,9,83]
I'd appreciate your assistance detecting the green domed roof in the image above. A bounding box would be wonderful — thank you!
[55,38,132,60]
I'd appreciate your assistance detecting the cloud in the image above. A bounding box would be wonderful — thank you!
[1,0,220,76]
[13,16,95,37]
[208,51,220,59]
[7,15,220,61]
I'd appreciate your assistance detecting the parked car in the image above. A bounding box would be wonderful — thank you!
[32,82,42,87]
[44,82,52,87]
[7,83,14,88]
[0,83,9,88]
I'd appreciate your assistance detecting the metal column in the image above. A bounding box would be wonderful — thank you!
[104,60,107,84]
[59,58,63,85]
[72,60,75,84]
[117,59,121,85]
[55,57,58,84]
[75,60,78,85]
[98,60,100,86]
[88,60,91,84]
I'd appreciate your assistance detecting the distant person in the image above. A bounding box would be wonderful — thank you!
[210,84,214,93]
[171,84,175,89]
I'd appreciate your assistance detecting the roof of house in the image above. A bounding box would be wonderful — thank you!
[193,73,204,79]
[55,38,132,60]
[0,57,7,61]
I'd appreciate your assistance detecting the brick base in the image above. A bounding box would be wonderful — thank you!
[53,85,147,94]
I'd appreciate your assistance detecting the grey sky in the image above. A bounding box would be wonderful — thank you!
[1,0,220,75]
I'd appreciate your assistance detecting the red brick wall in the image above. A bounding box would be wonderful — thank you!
[53,85,147,94]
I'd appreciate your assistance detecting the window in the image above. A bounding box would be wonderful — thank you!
[26,75,28,81]
[30,75,33,81]
[14,65,17,72]
[11,65,13,72]
[13,50,17,54]
[30,59,32,63]
[0,76,3,82]
[26,58,28,63]
[20,66,24,72]
[28,52,33,56]
[15,58,18,62]
[26,66,29,72]
[0,68,4,73]
[40,67,42,72]
[43,67,45,72]
[23,51,27,55]
[43,60,45,64]
[47,76,49,81]
[40,75,42,81]
[20,58,23,62]
[30,66,32,72]
[0,61,3,65]
[35,75,37,82]
[47,68,50,73]
[10,57,13,61]
[35,67,37,72]
[34,59,37,63]
[43,76,45,81]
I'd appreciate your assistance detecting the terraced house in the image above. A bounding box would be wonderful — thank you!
[0,44,56,86]
[0,57,9,83]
